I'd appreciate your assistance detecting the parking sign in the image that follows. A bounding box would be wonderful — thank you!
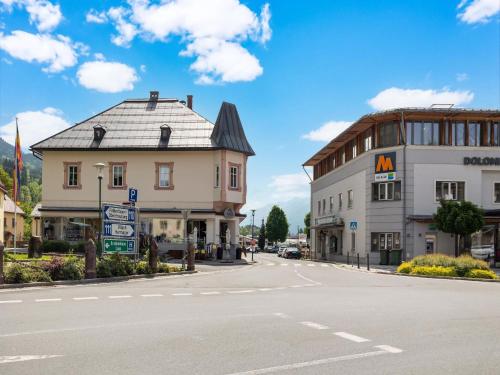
[128,188,138,203]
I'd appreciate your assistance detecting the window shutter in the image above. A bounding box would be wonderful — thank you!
[394,181,401,200]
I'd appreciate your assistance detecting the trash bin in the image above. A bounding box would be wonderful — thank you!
[389,250,402,265]
[379,250,389,265]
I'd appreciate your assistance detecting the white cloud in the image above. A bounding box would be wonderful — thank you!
[77,60,138,93]
[269,173,310,201]
[86,8,107,24]
[91,0,271,84]
[1,107,70,149]
[0,30,78,72]
[458,0,500,24]
[140,64,146,72]
[456,72,469,82]
[93,52,105,60]
[302,121,352,142]
[367,87,474,110]
[0,0,62,31]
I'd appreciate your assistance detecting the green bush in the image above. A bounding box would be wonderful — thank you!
[396,262,412,274]
[41,240,70,253]
[465,269,497,279]
[28,268,52,282]
[410,265,458,277]
[4,263,52,283]
[72,242,87,254]
[454,255,489,277]
[41,256,65,280]
[135,261,152,275]
[411,254,456,268]
[157,263,170,273]
[96,253,135,278]
[409,254,490,277]
[61,256,84,280]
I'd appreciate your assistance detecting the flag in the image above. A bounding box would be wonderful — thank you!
[13,119,23,203]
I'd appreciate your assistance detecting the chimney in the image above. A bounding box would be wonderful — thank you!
[187,94,193,109]
[150,90,159,101]
[93,124,106,142]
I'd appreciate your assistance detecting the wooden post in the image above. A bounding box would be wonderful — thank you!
[149,239,158,274]
[85,239,96,279]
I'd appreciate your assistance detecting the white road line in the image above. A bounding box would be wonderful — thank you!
[224,349,393,375]
[300,321,329,330]
[321,264,329,267]
[0,355,63,364]
[294,270,322,286]
[108,295,132,299]
[141,294,163,297]
[375,345,403,354]
[303,283,316,287]
[266,263,275,266]
[280,263,288,266]
[73,297,98,301]
[293,264,302,267]
[274,287,287,290]
[307,264,316,267]
[200,291,221,295]
[273,313,290,319]
[334,332,370,343]
[228,290,255,294]
[290,285,303,288]
[172,293,192,296]
[0,300,22,304]
[258,288,272,292]
[35,298,62,303]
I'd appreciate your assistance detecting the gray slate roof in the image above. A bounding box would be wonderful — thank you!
[212,102,255,155]
[31,97,255,156]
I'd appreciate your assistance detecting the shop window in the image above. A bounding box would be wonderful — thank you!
[494,183,500,203]
[373,181,401,201]
[435,181,465,201]
[347,190,353,209]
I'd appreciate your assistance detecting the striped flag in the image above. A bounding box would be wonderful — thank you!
[13,119,23,203]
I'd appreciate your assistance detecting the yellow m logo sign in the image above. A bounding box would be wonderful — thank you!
[376,155,394,173]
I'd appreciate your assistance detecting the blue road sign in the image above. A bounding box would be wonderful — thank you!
[349,221,358,231]
[129,188,138,203]
[103,204,135,222]
[103,222,136,238]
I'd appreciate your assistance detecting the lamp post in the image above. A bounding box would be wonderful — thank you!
[251,209,256,262]
[94,163,105,248]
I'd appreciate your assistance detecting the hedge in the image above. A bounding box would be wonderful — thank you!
[409,265,457,277]
[465,269,497,279]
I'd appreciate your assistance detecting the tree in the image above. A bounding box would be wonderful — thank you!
[266,205,289,243]
[258,219,266,250]
[304,212,311,238]
[0,165,13,197]
[433,200,484,256]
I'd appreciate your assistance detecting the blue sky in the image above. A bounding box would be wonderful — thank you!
[0,0,499,229]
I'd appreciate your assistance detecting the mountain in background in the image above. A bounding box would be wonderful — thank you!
[0,138,42,180]
[241,198,310,235]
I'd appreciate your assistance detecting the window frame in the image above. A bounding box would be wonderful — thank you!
[494,182,500,204]
[155,162,174,190]
[338,193,343,211]
[108,162,127,190]
[215,164,220,188]
[228,162,241,191]
[63,161,82,190]
[347,189,353,209]
[435,180,465,202]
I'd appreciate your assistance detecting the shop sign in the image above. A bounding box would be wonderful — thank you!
[375,152,396,174]
[463,157,500,166]
[375,172,396,182]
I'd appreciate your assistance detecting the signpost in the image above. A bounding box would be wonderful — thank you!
[102,203,138,255]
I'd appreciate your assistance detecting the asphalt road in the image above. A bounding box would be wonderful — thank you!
[1,253,500,375]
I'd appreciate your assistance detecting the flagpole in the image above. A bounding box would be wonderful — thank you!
[14,117,18,255]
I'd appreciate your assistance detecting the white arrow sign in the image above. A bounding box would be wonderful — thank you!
[104,205,134,222]
[104,223,135,238]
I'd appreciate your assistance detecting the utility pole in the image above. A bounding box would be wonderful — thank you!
[251,209,256,262]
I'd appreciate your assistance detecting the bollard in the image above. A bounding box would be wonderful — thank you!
[0,241,4,284]
[367,253,370,271]
[149,239,159,274]
[85,239,96,279]
[357,253,360,269]
[347,252,349,265]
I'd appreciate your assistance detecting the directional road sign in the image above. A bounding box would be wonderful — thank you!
[128,188,138,203]
[104,238,136,254]
[103,222,135,238]
[103,204,136,222]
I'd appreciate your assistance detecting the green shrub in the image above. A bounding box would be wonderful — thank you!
[96,258,113,278]
[135,261,153,275]
[28,268,52,282]
[411,254,456,268]
[157,263,170,273]
[465,269,497,279]
[397,262,412,274]
[41,240,70,253]
[41,256,66,280]
[96,253,135,278]
[454,255,489,277]
[410,265,457,277]
[5,263,31,283]
[72,242,87,254]
[61,256,84,280]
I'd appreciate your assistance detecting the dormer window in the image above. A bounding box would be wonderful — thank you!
[93,125,106,142]
[150,91,159,101]
[160,124,172,143]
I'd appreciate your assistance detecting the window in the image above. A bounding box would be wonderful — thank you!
[338,193,343,211]
[329,196,333,212]
[322,199,326,215]
[468,122,480,146]
[229,164,240,190]
[406,122,439,145]
[347,190,353,209]
[155,162,174,190]
[493,123,500,146]
[12,218,15,227]
[68,165,78,186]
[495,183,500,203]
[63,162,81,189]
[371,232,400,251]
[435,181,465,201]
[373,181,401,201]
[113,165,124,187]
[159,165,170,187]
[363,130,372,151]
[452,122,465,146]
[352,140,357,158]
[318,201,321,216]
[378,122,398,148]
[215,165,220,188]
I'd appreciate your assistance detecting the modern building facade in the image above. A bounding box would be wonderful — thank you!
[31,92,255,258]
[304,108,500,263]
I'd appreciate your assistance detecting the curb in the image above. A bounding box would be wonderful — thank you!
[0,270,197,289]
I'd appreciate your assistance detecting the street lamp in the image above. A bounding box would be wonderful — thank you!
[94,163,105,247]
[251,209,256,262]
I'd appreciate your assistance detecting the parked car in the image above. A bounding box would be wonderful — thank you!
[277,247,287,257]
[471,244,494,260]
[265,245,274,253]
[283,247,302,259]
[269,245,279,253]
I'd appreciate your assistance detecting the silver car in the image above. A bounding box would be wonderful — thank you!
[470,245,494,260]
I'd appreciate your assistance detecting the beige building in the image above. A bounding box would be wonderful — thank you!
[30,92,255,259]
[4,195,25,247]
[0,183,6,244]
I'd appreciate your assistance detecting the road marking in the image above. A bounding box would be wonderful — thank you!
[334,332,370,343]
[108,295,132,299]
[300,321,329,330]
[273,313,290,319]
[73,297,98,301]
[35,298,61,303]
[293,264,302,267]
[274,287,287,290]
[307,264,316,267]
[290,285,303,288]
[0,355,63,364]
[280,263,288,266]
[375,345,403,354]
[321,264,329,267]
[303,283,316,287]
[294,270,322,285]
[200,291,221,295]
[141,294,163,297]
[258,288,272,292]
[266,263,275,266]
[224,349,396,375]
[0,300,22,304]
[228,290,255,294]
[172,293,192,296]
